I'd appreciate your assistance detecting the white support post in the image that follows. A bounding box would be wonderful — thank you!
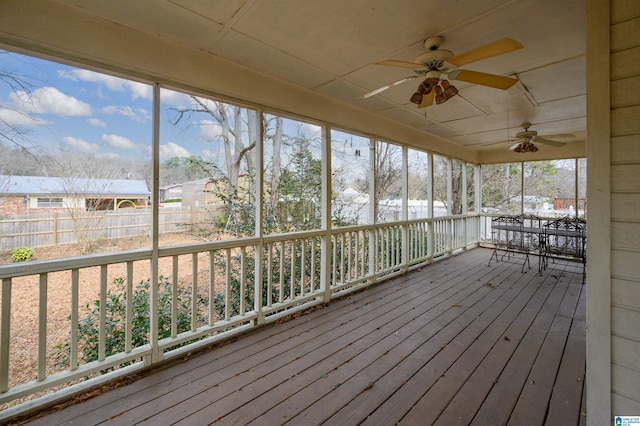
[254,108,264,323]
[586,0,611,423]
[461,163,468,249]
[369,139,376,279]
[446,158,453,255]
[475,164,481,241]
[321,124,332,303]
[520,161,525,215]
[401,146,408,271]
[427,152,434,259]
[149,83,161,364]
[575,158,579,217]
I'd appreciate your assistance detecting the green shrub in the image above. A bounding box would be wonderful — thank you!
[11,247,34,262]
[55,275,207,371]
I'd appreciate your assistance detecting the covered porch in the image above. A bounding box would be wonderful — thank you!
[0,0,636,424]
[21,248,586,425]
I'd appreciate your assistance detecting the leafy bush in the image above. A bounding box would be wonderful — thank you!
[55,275,207,370]
[11,247,34,262]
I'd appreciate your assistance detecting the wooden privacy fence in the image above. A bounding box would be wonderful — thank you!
[0,208,211,251]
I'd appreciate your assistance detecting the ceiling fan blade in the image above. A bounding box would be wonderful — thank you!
[359,76,418,99]
[375,59,426,70]
[540,133,576,139]
[448,69,518,90]
[447,38,524,67]
[533,137,566,147]
[418,90,435,108]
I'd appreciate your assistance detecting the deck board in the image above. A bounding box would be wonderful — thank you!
[21,248,586,425]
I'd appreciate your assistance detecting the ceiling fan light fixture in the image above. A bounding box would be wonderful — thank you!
[418,80,433,95]
[435,85,448,104]
[441,79,458,98]
[410,92,423,104]
[514,141,538,153]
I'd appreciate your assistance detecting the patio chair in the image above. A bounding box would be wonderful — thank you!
[542,216,587,282]
[519,214,548,273]
[488,215,530,272]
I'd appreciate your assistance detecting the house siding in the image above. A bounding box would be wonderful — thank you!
[610,0,640,416]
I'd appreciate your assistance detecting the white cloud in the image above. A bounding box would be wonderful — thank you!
[86,117,107,128]
[199,120,224,140]
[159,142,191,160]
[59,69,152,100]
[0,108,50,126]
[160,89,192,106]
[128,81,152,100]
[11,87,92,116]
[59,69,126,92]
[103,105,150,122]
[102,134,138,150]
[62,136,100,153]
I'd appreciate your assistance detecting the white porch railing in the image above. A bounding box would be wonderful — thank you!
[0,214,480,413]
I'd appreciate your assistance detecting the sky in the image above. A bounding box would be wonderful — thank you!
[0,50,235,163]
[0,49,372,185]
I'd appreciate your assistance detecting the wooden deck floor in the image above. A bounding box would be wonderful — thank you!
[22,248,586,425]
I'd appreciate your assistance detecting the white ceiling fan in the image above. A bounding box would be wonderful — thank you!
[508,122,576,152]
[360,36,523,108]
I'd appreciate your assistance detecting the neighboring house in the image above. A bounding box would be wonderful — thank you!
[159,184,183,201]
[0,175,150,215]
[181,174,255,209]
[553,197,586,212]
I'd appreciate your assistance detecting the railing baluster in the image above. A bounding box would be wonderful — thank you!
[240,247,246,315]
[172,255,179,338]
[209,250,215,326]
[332,236,337,287]
[386,228,390,269]
[267,243,273,307]
[347,232,352,281]
[279,242,284,303]
[361,231,366,277]
[37,273,47,381]
[99,265,107,362]
[290,241,296,298]
[225,248,231,321]
[340,233,345,284]
[70,269,79,370]
[311,239,316,292]
[300,239,306,296]
[354,232,360,280]
[1,278,12,392]
[125,261,133,353]
[192,252,198,331]
[393,226,398,266]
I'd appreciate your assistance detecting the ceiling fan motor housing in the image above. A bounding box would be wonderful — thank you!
[423,36,444,50]
[414,49,454,69]
[516,131,537,139]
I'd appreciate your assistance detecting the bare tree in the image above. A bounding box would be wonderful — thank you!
[170,98,257,198]
[373,141,402,221]
[266,116,284,210]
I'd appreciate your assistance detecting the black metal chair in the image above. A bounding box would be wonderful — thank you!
[488,215,530,272]
[542,216,586,282]
[519,214,547,273]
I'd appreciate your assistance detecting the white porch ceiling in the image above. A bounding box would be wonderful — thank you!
[50,0,586,156]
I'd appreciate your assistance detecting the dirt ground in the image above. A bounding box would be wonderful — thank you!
[0,233,213,400]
